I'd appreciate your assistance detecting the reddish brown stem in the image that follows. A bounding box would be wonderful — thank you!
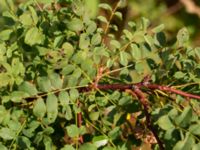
[77,101,83,143]
[146,84,200,100]
[131,88,164,150]
[93,83,200,100]
[77,112,83,143]
[26,83,200,102]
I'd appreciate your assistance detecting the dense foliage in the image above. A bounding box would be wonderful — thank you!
[0,0,200,149]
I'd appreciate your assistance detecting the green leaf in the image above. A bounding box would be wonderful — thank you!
[4,0,15,12]
[81,59,93,72]
[0,128,15,140]
[152,24,165,33]
[135,61,150,74]
[79,143,97,150]
[79,126,87,135]
[33,98,46,118]
[114,12,122,20]
[89,112,100,121]
[72,69,82,80]
[62,42,74,58]
[79,33,90,49]
[91,33,101,46]
[130,43,142,60]
[66,125,79,138]
[119,51,128,66]
[0,106,6,124]
[192,143,200,150]
[86,21,97,34]
[0,143,7,150]
[85,0,98,18]
[18,81,38,96]
[72,0,85,16]
[16,136,31,149]
[59,91,70,107]
[108,127,120,140]
[69,89,79,102]
[110,24,118,31]
[29,6,38,25]
[72,51,87,64]
[102,146,116,150]
[177,27,189,47]
[97,16,108,23]
[2,11,17,21]
[0,73,11,88]
[10,91,29,103]
[49,73,62,89]
[19,12,33,26]
[61,64,75,75]
[67,18,83,32]
[37,76,52,92]
[64,105,72,120]
[8,120,21,132]
[118,96,132,106]
[123,29,133,41]
[174,71,186,79]
[24,27,44,46]
[67,76,78,87]
[0,29,13,41]
[110,40,121,49]
[54,35,65,48]
[46,94,58,123]
[92,135,108,148]
[189,124,200,135]
[36,46,49,56]
[23,121,40,138]
[141,17,150,30]
[144,34,154,46]
[175,106,192,128]
[98,3,112,11]
[173,133,194,150]
[128,21,136,29]
[43,127,54,135]
[157,115,175,130]
[106,59,114,68]
[61,145,75,150]
[43,136,52,150]
[154,32,166,47]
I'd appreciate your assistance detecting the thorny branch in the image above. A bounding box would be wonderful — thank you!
[22,80,200,148]
[25,82,200,101]
[130,87,164,150]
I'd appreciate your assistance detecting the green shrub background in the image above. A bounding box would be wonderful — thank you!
[0,0,200,149]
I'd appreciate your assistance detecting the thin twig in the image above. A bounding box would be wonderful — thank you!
[102,0,121,43]
[103,1,120,35]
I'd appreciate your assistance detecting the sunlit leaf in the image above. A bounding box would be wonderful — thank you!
[177,27,189,47]
[98,3,112,11]
[24,27,44,46]
[33,98,46,118]
[46,94,58,123]
[157,115,175,130]
[0,128,15,140]
[66,125,79,138]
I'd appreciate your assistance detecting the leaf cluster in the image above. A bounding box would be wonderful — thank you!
[0,0,200,149]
